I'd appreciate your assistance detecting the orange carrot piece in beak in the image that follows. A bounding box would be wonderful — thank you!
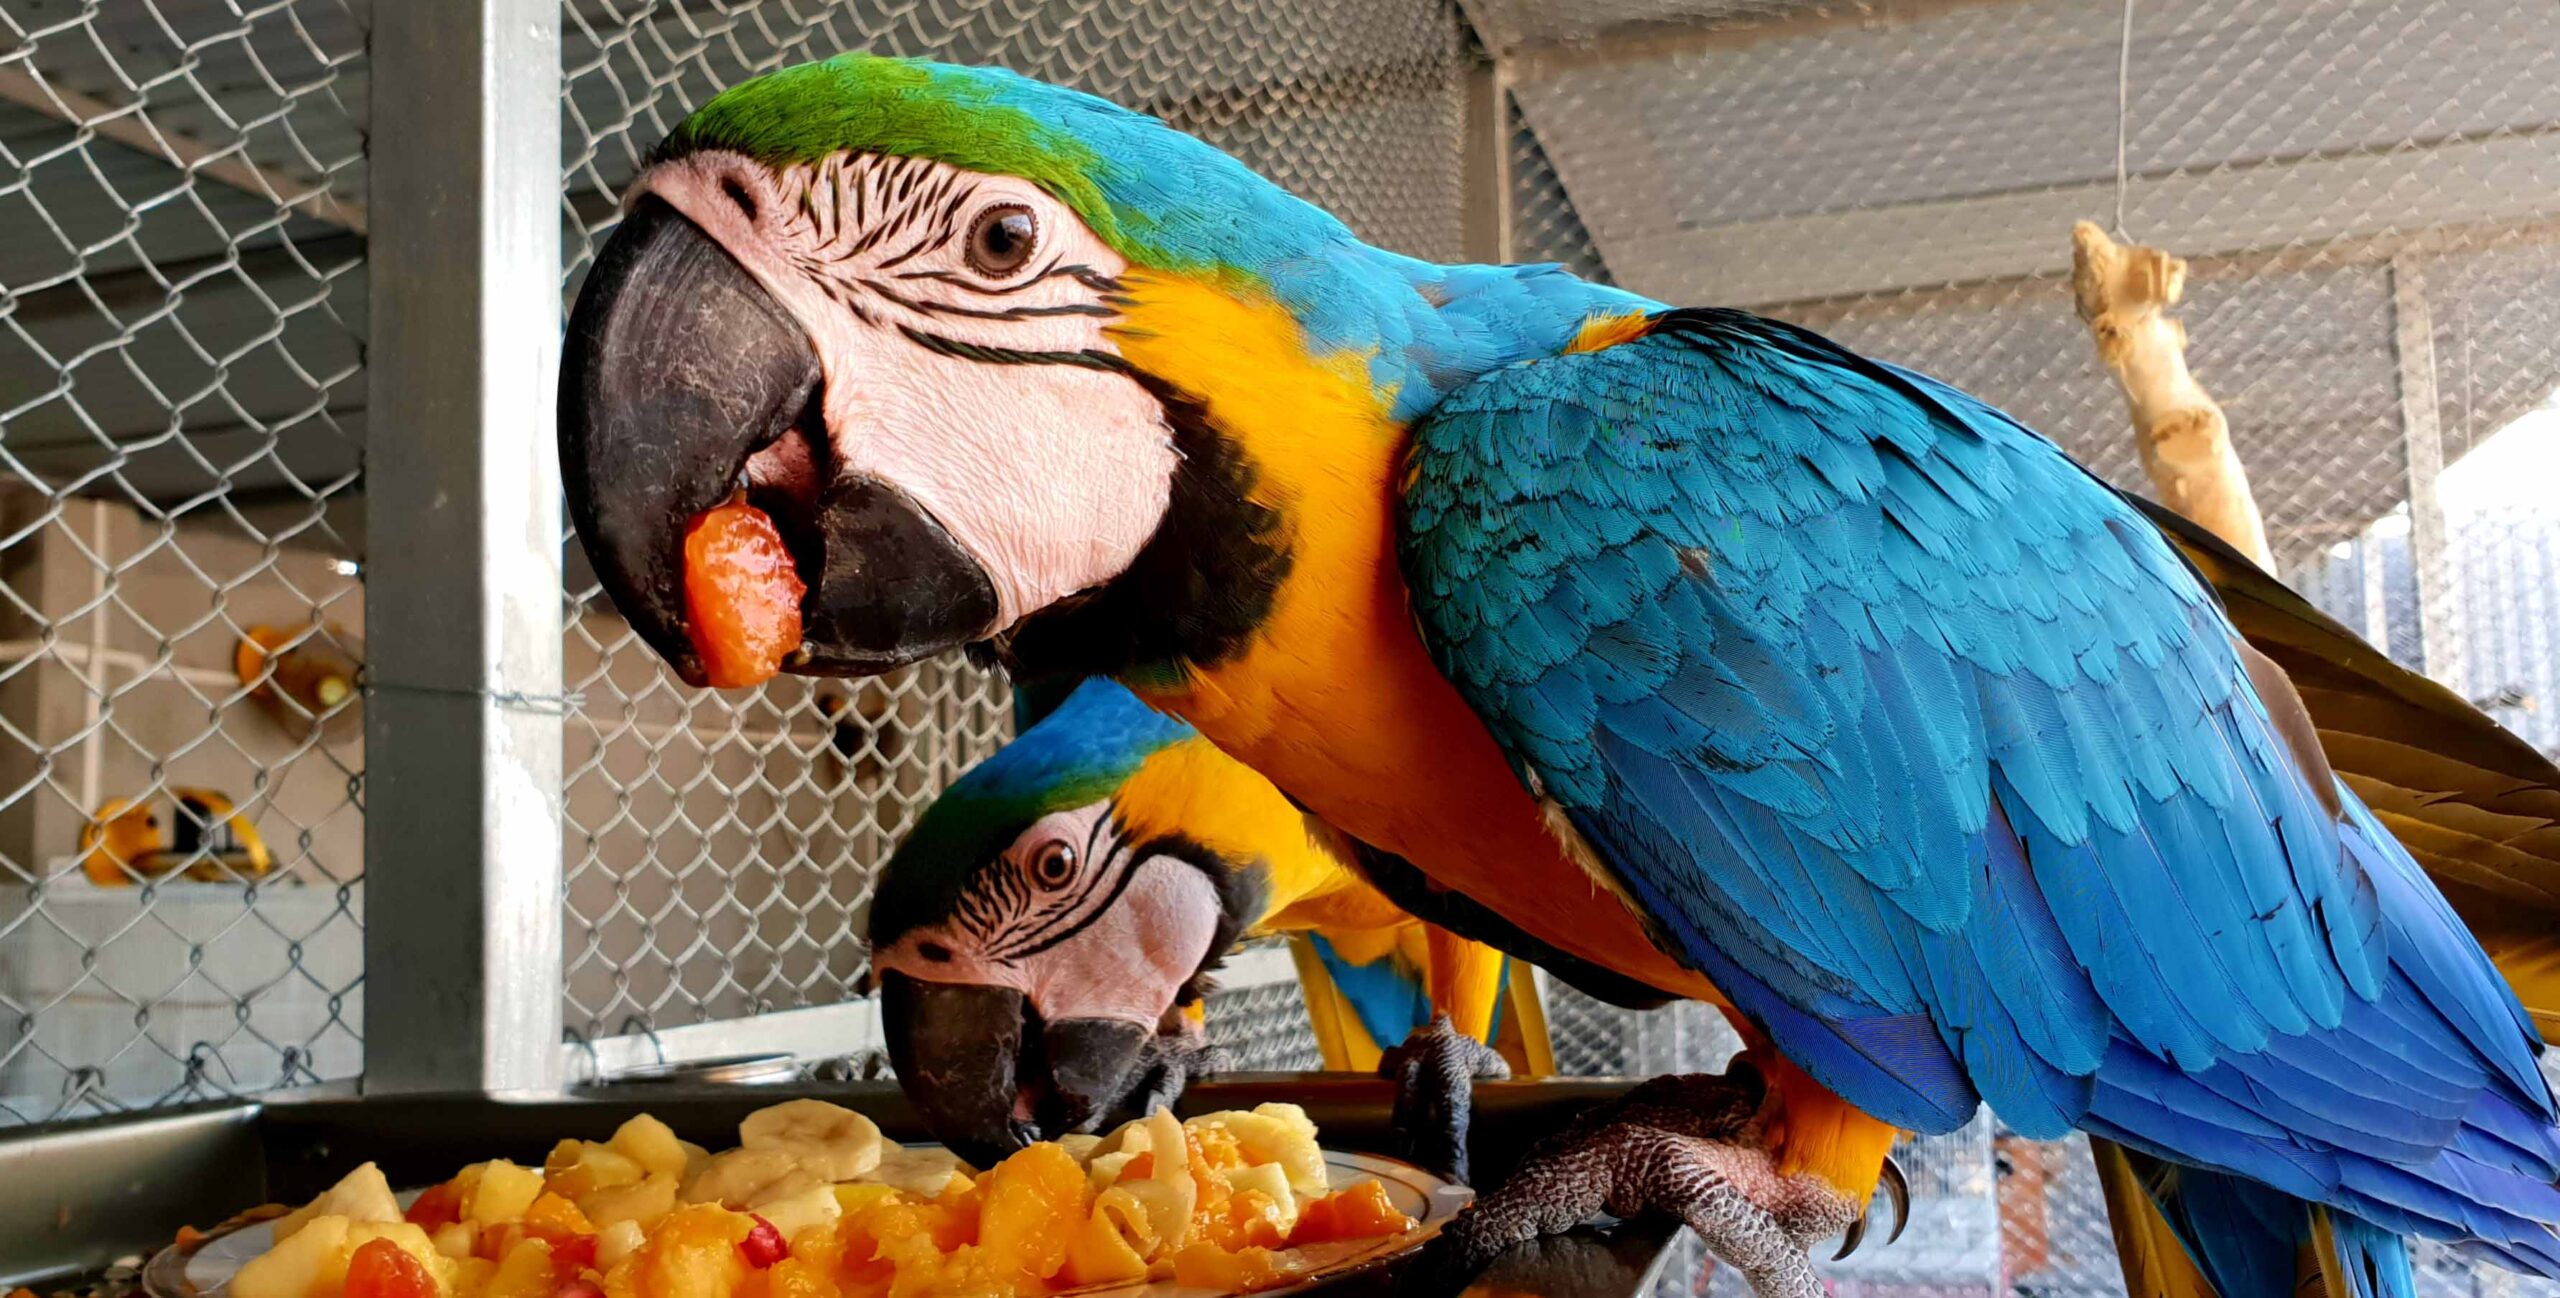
[682,499,806,688]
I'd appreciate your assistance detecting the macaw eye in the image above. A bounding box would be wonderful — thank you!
[1030,840,1076,888]
[965,204,1038,278]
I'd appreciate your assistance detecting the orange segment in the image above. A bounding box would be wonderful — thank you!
[682,500,805,689]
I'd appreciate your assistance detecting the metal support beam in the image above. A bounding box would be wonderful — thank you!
[363,0,565,1095]
[2389,255,2464,687]
[2360,532,2392,655]
[1459,51,1513,264]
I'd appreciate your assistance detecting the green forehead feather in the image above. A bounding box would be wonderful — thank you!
[661,54,1125,249]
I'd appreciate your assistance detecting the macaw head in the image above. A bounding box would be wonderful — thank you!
[864,677,1270,1165]
[561,53,1632,687]
[563,54,1347,685]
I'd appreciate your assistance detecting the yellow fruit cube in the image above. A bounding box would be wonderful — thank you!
[461,1162,545,1226]
[546,1141,646,1201]
[482,1240,554,1298]
[609,1115,691,1179]
[233,1214,352,1298]
[595,1220,648,1270]
[582,1174,679,1231]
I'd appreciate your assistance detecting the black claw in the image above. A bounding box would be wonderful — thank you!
[1831,1151,1910,1259]
[1831,1207,1868,1260]
[1880,1151,1911,1247]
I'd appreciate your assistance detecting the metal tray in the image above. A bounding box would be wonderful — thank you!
[0,1075,1678,1298]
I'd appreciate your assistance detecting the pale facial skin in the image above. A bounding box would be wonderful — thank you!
[631,151,1180,632]
[869,800,1223,1031]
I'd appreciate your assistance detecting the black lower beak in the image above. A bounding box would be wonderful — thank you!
[878,971,1156,1163]
[559,197,1003,684]
[1037,1017,1152,1135]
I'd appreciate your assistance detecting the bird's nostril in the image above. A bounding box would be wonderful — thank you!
[918,940,952,963]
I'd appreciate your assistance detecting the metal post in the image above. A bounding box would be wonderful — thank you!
[2359,532,2392,653]
[2389,255,2465,687]
[1460,46,1514,264]
[363,0,566,1094]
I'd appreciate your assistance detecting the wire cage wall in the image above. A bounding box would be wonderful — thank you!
[2,0,2558,1294]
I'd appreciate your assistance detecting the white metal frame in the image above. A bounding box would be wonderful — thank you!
[362,1,567,1095]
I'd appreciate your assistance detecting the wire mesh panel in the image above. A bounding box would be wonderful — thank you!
[0,0,367,1123]
[553,0,1480,1043]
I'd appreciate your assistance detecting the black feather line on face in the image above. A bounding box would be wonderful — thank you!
[896,324,1130,372]
[976,372,1294,686]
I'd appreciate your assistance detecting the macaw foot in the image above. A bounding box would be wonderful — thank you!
[1117,1024,1230,1121]
[1404,1071,1908,1298]
[1378,1012,1510,1185]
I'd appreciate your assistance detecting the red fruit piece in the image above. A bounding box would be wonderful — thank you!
[345,1238,436,1298]
[404,1182,463,1232]
[738,1216,789,1269]
[682,499,806,689]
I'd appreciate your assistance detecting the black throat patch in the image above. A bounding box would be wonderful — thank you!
[976,372,1294,686]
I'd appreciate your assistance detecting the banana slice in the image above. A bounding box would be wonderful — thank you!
[864,1144,971,1198]
[736,1099,882,1181]
[679,1147,824,1209]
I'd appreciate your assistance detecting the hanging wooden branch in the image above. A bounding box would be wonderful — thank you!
[2071,220,2277,570]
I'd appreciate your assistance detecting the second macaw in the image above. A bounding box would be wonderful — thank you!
[865,675,1555,1181]
[556,55,2560,1297]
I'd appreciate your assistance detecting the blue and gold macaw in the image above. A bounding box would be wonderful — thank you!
[556,54,2560,1296]
[865,675,1550,1181]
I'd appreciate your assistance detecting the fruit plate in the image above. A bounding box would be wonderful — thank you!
[145,1148,1471,1298]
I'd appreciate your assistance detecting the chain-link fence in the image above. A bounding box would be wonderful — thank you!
[6,0,2559,1293]
[550,0,1484,1049]
[0,0,366,1124]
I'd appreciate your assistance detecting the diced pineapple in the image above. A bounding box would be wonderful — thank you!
[595,1220,647,1270]
[481,1239,554,1298]
[275,1163,404,1242]
[232,1213,352,1298]
[582,1174,679,1231]
[608,1115,691,1180]
[1084,1151,1139,1196]
[460,1162,545,1227]
[1053,1134,1101,1165]
[429,1223,475,1261]
[751,1184,841,1244]
[445,1257,495,1298]
[545,1141,646,1200]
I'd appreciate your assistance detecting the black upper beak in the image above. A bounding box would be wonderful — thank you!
[560,197,821,685]
[559,196,1002,684]
[878,970,1153,1166]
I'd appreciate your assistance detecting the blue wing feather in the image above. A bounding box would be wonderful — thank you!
[1401,310,2560,1271]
